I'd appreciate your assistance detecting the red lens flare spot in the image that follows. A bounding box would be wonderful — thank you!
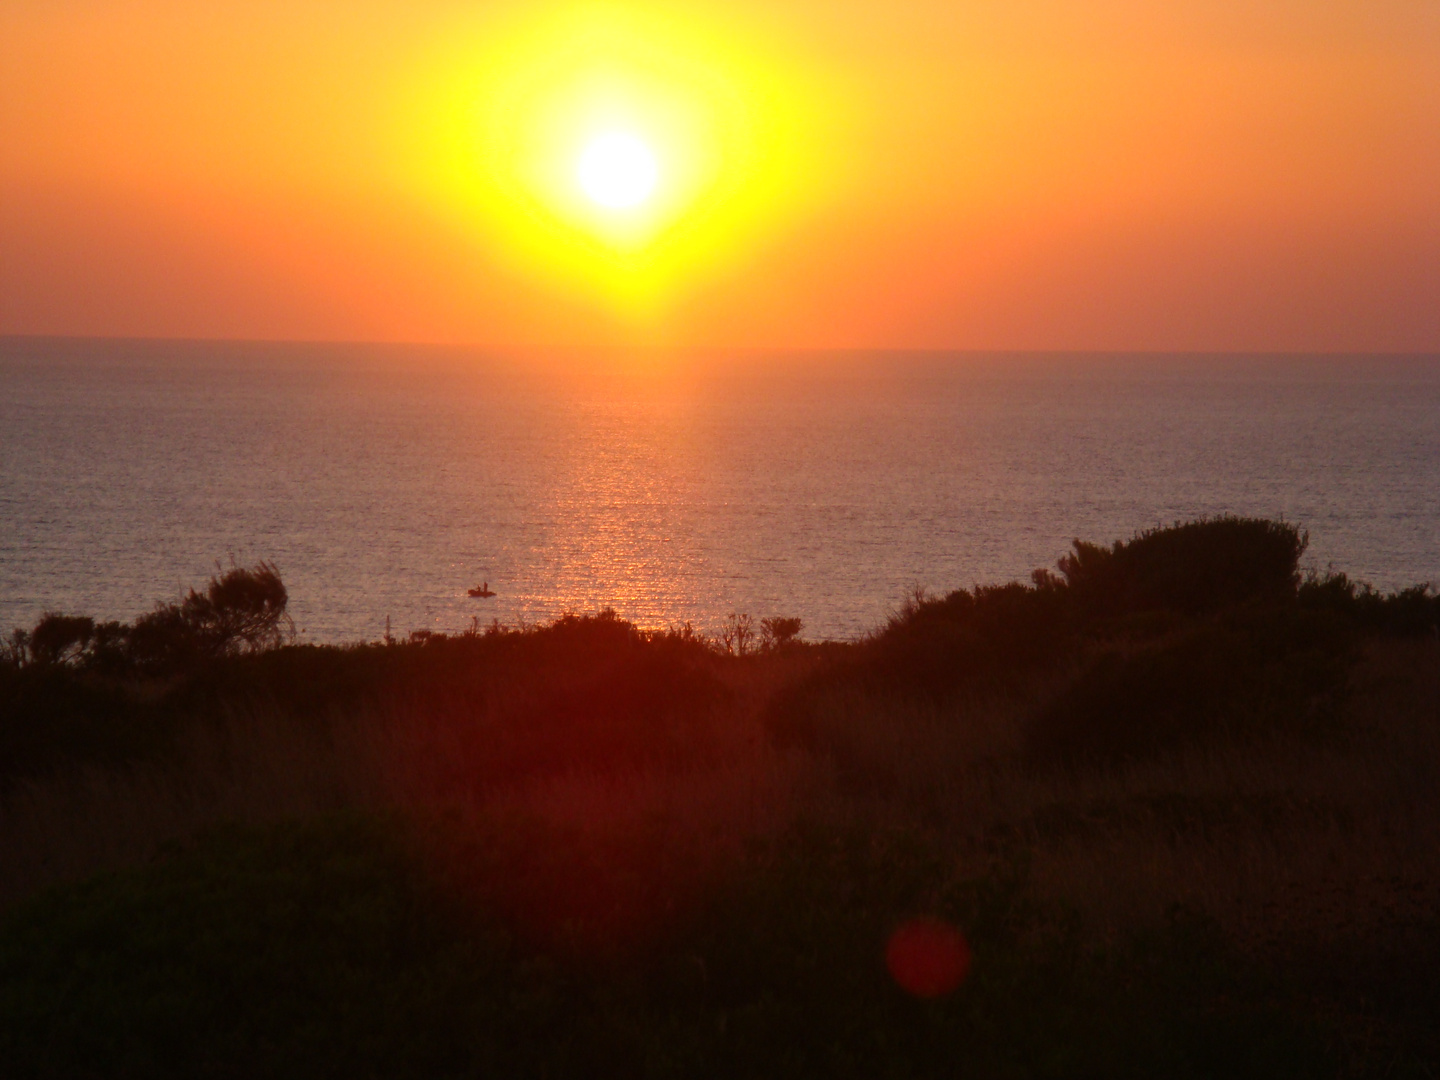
[885,917,972,999]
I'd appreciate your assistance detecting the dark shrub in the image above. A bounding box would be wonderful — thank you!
[4,564,292,678]
[772,518,1343,766]
[1025,606,1355,764]
[761,617,804,650]
[1059,517,1307,619]
[0,666,164,784]
[1300,572,1440,637]
[768,582,1073,752]
[126,562,291,674]
[26,615,95,667]
[0,565,294,781]
[867,583,1073,700]
[378,610,732,784]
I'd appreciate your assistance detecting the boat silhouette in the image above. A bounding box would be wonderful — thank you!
[467,581,496,598]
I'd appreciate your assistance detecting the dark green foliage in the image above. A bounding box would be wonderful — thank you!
[767,582,1072,752]
[1056,516,1308,618]
[0,607,727,787]
[2,518,1436,1077]
[0,817,1336,1080]
[1300,572,1440,637]
[760,616,804,649]
[769,516,1417,767]
[876,582,1075,698]
[2,563,291,679]
[5,518,1433,783]
[0,664,171,784]
[1025,606,1355,763]
[0,817,519,1080]
[26,614,97,667]
[394,610,730,784]
[123,561,292,675]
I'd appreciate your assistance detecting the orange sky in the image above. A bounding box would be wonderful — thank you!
[3,0,1438,351]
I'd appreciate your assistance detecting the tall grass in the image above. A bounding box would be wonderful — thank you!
[5,628,1434,957]
[3,518,1439,1073]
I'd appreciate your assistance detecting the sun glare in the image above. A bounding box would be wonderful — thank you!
[578,131,658,209]
[399,5,841,318]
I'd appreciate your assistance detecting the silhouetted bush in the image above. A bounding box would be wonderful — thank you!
[769,517,1373,766]
[1,563,292,680]
[395,609,731,784]
[0,564,293,782]
[1023,606,1355,764]
[760,617,804,650]
[25,615,97,668]
[0,603,732,787]
[1055,516,1308,619]
[1299,572,1440,637]
[3,519,1432,785]
[4,520,1439,1074]
[124,561,291,674]
[720,613,756,655]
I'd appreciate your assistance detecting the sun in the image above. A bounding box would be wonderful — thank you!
[400,4,840,312]
[578,131,658,209]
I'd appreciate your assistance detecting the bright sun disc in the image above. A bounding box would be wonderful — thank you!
[578,131,658,209]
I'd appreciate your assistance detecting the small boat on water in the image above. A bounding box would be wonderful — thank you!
[468,581,496,598]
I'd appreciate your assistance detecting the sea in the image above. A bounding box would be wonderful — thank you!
[3,338,1438,643]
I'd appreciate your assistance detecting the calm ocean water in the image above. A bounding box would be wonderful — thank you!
[3,339,1438,643]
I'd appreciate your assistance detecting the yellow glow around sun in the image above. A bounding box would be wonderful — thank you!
[396,4,844,319]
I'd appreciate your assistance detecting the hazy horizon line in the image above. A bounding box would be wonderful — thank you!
[4,333,1440,362]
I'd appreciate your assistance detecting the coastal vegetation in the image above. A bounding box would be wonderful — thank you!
[2,518,1438,1077]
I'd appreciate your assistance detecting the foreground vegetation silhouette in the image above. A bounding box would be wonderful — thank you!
[2,517,1438,1077]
